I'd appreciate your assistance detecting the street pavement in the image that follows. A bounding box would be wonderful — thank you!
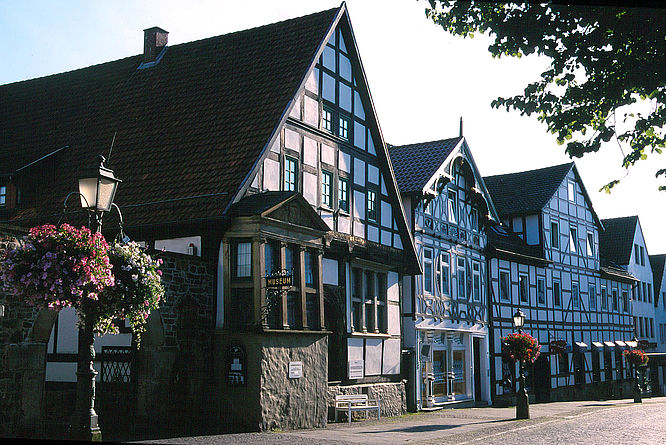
[131,396,666,445]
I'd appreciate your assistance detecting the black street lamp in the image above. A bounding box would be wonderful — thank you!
[69,154,121,442]
[512,309,529,420]
[629,336,642,404]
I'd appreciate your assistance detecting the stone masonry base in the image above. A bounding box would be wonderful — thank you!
[327,381,406,423]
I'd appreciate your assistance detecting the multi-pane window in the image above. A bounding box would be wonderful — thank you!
[650,318,654,338]
[365,271,375,332]
[642,282,647,303]
[367,190,377,222]
[284,157,297,191]
[471,208,479,232]
[472,261,481,301]
[639,246,645,266]
[586,232,595,257]
[589,284,596,310]
[553,280,562,307]
[499,271,510,301]
[338,115,349,140]
[322,107,333,133]
[601,286,608,310]
[304,250,316,288]
[519,274,529,304]
[569,227,578,253]
[235,242,252,278]
[351,267,388,334]
[550,221,559,249]
[447,190,457,224]
[457,258,466,299]
[572,283,580,309]
[285,245,299,286]
[635,244,640,265]
[264,241,278,275]
[338,177,349,212]
[287,292,301,327]
[622,290,629,313]
[321,171,332,207]
[537,278,546,305]
[612,289,618,311]
[423,248,433,294]
[0,185,6,207]
[441,253,450,297]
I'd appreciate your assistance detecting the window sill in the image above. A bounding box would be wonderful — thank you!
[262,328,332,335]
[350,332,391,339]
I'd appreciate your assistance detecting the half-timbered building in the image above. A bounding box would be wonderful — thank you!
[0,4,419,435]
[484,163,636,403]
[599,216,664,395]
[390,136,498,409]
[650,254,666,395]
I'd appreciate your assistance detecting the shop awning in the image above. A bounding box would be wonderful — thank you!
[603,341,616,349]
[575,342,588,351]
[592,342,604,349]
[615,340,628,349]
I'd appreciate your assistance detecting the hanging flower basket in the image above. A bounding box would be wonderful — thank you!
[1,224,114,311]
[1,224,164,346]
[502,332,541,363]
[624,349,649,367]
[99,241,164,346]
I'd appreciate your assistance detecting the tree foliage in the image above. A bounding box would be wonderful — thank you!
[426,1,666,191]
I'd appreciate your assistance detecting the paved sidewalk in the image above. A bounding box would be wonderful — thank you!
[133,396,666,444]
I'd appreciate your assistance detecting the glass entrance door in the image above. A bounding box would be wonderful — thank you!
[432,350,447,398]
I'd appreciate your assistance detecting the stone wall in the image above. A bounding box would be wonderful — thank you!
[260,334,328,430]
[133,251,217,437]
[328,381,406,421]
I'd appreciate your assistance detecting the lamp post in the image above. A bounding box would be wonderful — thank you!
[70,154,121,442]
[630,336,642,404]
[512,309,529,420]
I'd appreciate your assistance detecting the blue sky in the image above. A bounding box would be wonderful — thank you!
[1,0,664,253]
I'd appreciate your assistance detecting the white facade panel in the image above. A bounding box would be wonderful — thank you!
[321,142,335,166]
[354,158,366,185]
[323,258,339,285]
[263,158,280,190]
[303,136,318,167]
[364,339,383,375]
[382,338,401,374]
[302,172,318,205]
[339,151,351,173]
[303,95,319,127]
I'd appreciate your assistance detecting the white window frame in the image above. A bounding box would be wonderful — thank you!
[519,274,529,304]
[499,270,510,302]
[553,279,562,307]
[235,242,252,278]
[589,284,596,310]
[423,248,433,295]
[567,181,575,202]
[447,190,457,224]
[550,220,559,249]
[457,257,466,299]
[284,156,298,192]
[321,170,332,208]
[472,261,481,302]
[572,283,580,309]
[440,252,450,297]
[537,277,546,305]
[601,286,608,310]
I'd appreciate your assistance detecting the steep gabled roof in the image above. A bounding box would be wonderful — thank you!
[649,254,665,299]
[599,216,638,266]
[0,7,340,229]
[483,163,573,216]
[388,137,462,193]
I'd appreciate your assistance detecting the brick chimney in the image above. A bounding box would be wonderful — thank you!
[143,27,169,63]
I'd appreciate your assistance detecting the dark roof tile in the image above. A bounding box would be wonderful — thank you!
[598,216,638,266]
[0,7,339,229]
[388,137,461,193]
[483,163,573,216]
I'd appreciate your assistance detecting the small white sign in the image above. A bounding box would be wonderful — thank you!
[348,359,364,379]
[288,361,303,379]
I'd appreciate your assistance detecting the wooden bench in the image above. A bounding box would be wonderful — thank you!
[334,394,381,424]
